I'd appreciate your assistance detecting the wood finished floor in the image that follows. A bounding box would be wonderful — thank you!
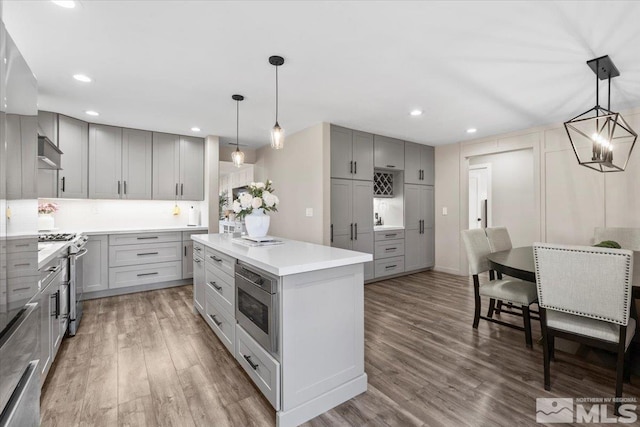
[41,270,640,427]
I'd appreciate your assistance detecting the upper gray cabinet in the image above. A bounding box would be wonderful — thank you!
[6,114,38,200]
[330,125,374,181]
[374,135,404,170]
[6,114,23,199]
[37,111,57,144]
[404,141,434,185]
[37,111,58,199]
[58,115,89,199]
[89,125,152,200]
[152,133,204,201]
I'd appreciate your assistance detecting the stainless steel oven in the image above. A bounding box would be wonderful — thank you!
[235,262,278,354]
[68,234,88,336]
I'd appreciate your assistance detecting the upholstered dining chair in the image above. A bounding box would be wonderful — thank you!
[486,226,515,316]
[461,229,538,348]
[533,243,634,414]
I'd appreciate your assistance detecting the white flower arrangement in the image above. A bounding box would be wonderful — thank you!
[232,180,279,219]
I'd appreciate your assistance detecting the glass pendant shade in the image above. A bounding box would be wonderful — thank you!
[270,122,284,149]
[231,148,245,167]
[564,107,637,172]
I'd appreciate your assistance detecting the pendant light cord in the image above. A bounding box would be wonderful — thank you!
[236,99,240,149]
[275,65,279,123]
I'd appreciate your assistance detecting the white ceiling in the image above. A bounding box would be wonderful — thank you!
[4,1,640,147]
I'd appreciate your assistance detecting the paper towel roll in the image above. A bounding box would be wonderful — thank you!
[188,206,199,226]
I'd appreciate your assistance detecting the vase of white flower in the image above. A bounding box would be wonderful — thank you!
[38,201,59,231]
[232,180,279,238]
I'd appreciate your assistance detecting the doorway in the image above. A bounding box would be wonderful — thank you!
[468,164,491,230]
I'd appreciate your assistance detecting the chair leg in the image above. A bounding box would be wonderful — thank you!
[549,335,555,361]
[522,305,532,349]
[495,300,503,315]
[540,308,551,391]
[473,275,481,329]
[615,326,627,416]
[624,349,631,384]
[487,298,496,318]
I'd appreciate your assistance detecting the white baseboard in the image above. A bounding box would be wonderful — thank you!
[433,265,463,275]
[83,279,191,300]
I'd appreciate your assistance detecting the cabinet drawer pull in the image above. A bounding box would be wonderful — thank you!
[137,252,159,256]
[386,165,396,168]
[14,244,30,247]
[384,247,397,251]
[124,181,127,194]
[137,272,159,277]
[194,246,202,252]
[243,354,259,370]
[208,281,222,291]
[209,314,222,327]
[136,236,159,240]
[117,180,121,194]
[385,264,397,269]
[47,265,61,273]
[14,263,31,267]
[194,258,201,264]
[210,255,223,262]
[181,183,184,196]
[384,233,397,238]
[12,287,30,292]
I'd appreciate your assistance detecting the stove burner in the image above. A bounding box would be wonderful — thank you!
[38,233,76,242]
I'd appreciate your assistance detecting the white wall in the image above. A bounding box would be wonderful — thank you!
[254,123,330,245]
[469,149,536,247]
[435,106,640,275]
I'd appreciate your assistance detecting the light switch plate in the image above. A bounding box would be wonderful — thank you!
[305,208,313,217]
[442,207,448,216]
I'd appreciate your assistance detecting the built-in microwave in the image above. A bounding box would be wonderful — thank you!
[235,262,278,355]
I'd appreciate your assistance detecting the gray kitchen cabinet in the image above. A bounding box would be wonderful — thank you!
[330,125,374,181]
[37,110,59,199]
[152,132,180,200]
[39,284,53,382]
[122,128,152,200]
[83,235,109,293]
[183,240,194,279]
[58,115,89,199]
[89,124,122,199]
[6,114,37,199]
[374,135,404,170]
[193,246,205,312]
[6,114,22,199]
[179,136,204,200]
[38,111,58,144]
[152,133,204,201]
[404,184,434,272]
[405,141,434,185]
[89,125,153,200]
[330,179,374,280]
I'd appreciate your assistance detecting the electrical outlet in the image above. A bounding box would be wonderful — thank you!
[305,208,313,217]
[442,207,448,216]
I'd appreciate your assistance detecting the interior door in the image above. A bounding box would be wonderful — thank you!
[330,179,353,250]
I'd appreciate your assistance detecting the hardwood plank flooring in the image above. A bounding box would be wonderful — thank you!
[41,271,640,426]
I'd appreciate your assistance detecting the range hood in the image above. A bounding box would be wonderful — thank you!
[38,135,63,170]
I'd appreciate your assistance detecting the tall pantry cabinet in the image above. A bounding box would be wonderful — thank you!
[330,125,374,280]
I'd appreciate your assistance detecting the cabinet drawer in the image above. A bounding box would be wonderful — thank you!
[205,247,236,277]
[108,261,182,289]
[205,289,235,354]
[205,265,234,315]
[7,253,39,279]
[7,239,38,254]
[108,242,181,267]
[108,231,182,246]
[374,239,405,260]
[183,230,207,240]
[374,256,405,278]
[235,325,281,410]
[193,242,204,258]
[374,229,405,241]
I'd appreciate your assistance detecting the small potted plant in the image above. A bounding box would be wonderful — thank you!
[38,201,59,231]
[232,180,279,237]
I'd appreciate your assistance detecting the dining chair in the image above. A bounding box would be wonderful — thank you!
[594,227,640,251]
[533,243,635,414]
[485,226,513,316]
[461,229,538,348]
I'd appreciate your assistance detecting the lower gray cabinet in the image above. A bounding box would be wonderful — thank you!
[83,235,109,293]
[193,246,205,313]
[183,240,194,279]
[404,184,435,271]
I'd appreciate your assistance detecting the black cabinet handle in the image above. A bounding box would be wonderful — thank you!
[386,165,395,168]
[181,183,184,196]
[350,223,353,241]
[124,181,127,195]
[61,176,66,192]
[118,180,121,194]
[208,281,222,291]
[194,258,201,264]
[137,272,159,277]
[349,160,353,174]
[210,255,223,262]
[384,233,397,238]
[55,290,60,319]
[384,247,397,252]
[243,354,259,370]
[354,161,357,175]
[137,252,159,256]
[354,223,358,240]
[137,236,159,240]
[330,224,333,243]
[184,246,187,257]
[209,314,222,327]
[385,264,397,270]
[175,183,178,196]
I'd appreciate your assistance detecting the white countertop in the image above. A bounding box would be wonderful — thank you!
[192,233,372,276]
[373,226,404,231]
[38,241,71,269]
[54,225,208,236]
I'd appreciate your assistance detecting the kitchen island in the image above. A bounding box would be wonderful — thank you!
[191,233,372,427]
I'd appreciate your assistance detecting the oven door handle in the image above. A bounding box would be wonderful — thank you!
[236,272,262,288]
[74,248,89,259]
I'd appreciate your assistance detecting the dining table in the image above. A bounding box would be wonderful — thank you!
[486,246,640,299]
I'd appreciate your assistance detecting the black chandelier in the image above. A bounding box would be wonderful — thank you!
[564,55,637,173]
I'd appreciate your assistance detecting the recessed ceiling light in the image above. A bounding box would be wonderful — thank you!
[191,127,201,132]
[466,128,477,134]
[51,0,76,8]
[85,110,99,116]
[410,110,423,116]
[73,74,91,83]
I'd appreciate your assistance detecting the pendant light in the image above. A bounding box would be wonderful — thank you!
[564,55,637,172]
[231,94,245,167]
[269,55,285,149]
